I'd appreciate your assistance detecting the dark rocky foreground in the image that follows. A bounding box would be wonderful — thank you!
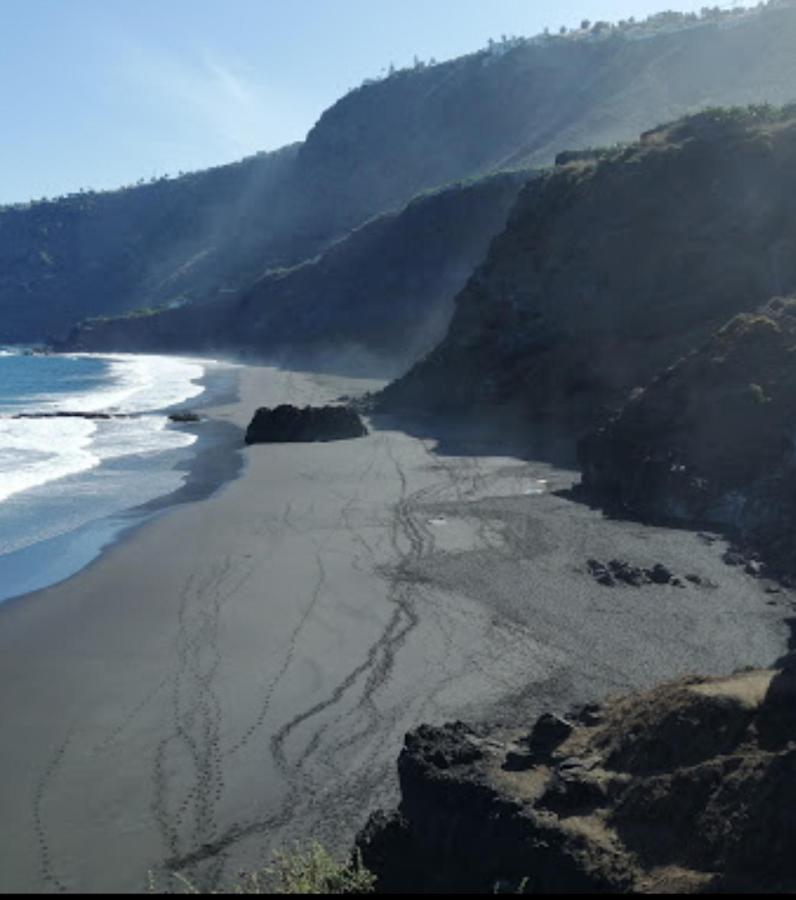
[244,404,367,445]
[357,666,796,893]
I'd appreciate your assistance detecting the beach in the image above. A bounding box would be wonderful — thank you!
[0,363,792,893]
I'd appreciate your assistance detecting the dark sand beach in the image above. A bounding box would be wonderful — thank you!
[0,364,791,892]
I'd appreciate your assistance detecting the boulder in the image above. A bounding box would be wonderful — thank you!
[244,404,367,445]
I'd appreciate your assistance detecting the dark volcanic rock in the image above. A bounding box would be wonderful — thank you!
[578,300,796,578]
[647,563,674,585]
[11,411,118,420]
[526,713,574,759]
[357,667,796,893]
[244,405,367,445]
[586,558,697,589]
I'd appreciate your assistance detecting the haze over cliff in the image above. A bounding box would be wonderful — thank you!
[8,0,796,351]
[381,106,796,422]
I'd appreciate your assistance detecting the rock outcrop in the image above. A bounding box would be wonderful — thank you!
[578,298,796,576]
[244,405,367,445]
[379,107,796,425]
[358,666,796,893]
[584,558,710,589]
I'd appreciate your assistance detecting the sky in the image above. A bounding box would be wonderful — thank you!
[0,0,729,204]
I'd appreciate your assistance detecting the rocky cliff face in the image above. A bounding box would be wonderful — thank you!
[380,107,796,424]
[60,172,527,373]
[358,666,796,893]
[11,1,796,344]
[577,298,796,576]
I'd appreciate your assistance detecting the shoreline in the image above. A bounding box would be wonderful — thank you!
[0,363,791,892]
[0,358,244,607]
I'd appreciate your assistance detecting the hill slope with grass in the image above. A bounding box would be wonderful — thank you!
[358,665,796,893]
[380,106,796,424]
[60,172,528,374]
[9,1,796,345]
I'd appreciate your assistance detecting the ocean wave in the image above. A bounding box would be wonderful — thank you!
[39,353,207,414]
[92,414,197,461]
[0,354,207,505]
[0,418,99,503]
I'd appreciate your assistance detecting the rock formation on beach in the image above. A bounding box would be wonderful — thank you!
[358,665,796,893]
[244,405,368,445]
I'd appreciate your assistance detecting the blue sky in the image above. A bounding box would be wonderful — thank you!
[1,0,718,204]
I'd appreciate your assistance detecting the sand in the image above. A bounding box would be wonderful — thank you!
[0,364,792,893]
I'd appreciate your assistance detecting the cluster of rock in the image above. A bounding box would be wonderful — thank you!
[11,411,119,420]
[357,666,796,893]
[586,558,711,589]
[244,404,368,445]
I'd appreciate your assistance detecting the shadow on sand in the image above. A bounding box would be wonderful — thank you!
[367,410,580,471]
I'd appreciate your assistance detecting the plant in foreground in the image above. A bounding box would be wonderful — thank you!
[151,843,375,895]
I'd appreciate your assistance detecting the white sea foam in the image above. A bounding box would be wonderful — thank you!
[0,354,207,504]
[0,418,99,502]
[92,415,197,462]
[35,354,206,414]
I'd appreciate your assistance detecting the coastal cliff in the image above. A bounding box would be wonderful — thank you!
[578,298,796,577]
[60,172,528,373]
[358,666,796,893]
[379,106,796,424]
[11,1,796,344]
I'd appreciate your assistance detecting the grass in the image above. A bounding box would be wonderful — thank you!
[151,843,375,895]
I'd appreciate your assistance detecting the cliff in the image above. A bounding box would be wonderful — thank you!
[60,172,527,373]
[358,666,796,893]
[11,0,796,344]
[380,106,796,423]
[578,298,796,577]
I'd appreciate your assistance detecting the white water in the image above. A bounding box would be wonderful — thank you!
[0,417,99,503]
[0,353,207,504]
[36,354,206,414]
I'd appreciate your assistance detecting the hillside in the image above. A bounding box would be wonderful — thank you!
[380,106,796,424]
[9,0,796,344]
[578,298,796,577]
[60,172,528,374]
[358,666,796,893]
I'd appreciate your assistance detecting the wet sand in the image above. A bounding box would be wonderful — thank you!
[0,364,792,892]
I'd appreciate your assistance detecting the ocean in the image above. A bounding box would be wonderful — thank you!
[0,350,216,602]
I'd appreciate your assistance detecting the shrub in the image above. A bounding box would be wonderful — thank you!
[263,843,375,895]
[152,843,375,895]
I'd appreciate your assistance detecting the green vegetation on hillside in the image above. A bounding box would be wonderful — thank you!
[8,0,796,346]
[381,102,796,421]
